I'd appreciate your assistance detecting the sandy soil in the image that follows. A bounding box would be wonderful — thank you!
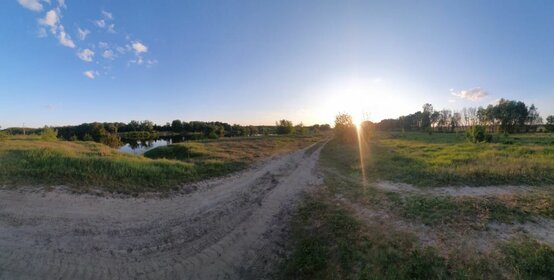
[0,143,325,280]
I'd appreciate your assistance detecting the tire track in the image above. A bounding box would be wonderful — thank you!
[0,141,326,280]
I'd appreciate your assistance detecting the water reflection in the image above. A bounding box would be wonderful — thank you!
[118,135,192,155]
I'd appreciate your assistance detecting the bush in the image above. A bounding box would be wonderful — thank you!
[466,125,489,143]
[0,131,8,141]
[276,119,294,135]
[334,113,357,143]
[41,127,58,141]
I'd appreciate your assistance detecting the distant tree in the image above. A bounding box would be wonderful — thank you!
[546,115,554,132]
[334,113,356,143]
[0,126,7,141]
[421,103,433,129]
[140,120,154,132]
[171,120,183,133]
[83,133,94,141]
[41,126,58,141]
[276,119,294,135]
[320,124,331,131]
[526,104,542,128]
[294,122,307,135]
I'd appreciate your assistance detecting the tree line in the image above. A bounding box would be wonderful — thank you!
[374,99,552,133]
[1,119,330,147]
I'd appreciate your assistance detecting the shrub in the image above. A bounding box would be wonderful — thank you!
[0,131,8,141]
[334,113,357,143]
[466,125,489,143]
[276,119,294,135]
[41,127,58,141]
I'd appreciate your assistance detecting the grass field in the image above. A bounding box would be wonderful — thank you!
[0,135,321,194]
[282,132,554,279]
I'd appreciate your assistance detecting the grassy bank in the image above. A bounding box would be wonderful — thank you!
[0,135,321,193]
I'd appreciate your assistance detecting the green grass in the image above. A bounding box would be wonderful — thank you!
[287,135,554,279]
[281,194,502,280]
[0,135,320,193]
[400,195,531,226]
[371,132,554,187]
[502,239,554,280]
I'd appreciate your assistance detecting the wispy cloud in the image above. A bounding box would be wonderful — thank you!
[83,70,97,79]
[77,48,94,62]
[57,26,75,48]
[101,10,113,20]
[102,49,115,60]
[38,8,75,48]
[450,87,488,101]
[94,19,106,28]
[77,27,89,40]
[17,0,43,12]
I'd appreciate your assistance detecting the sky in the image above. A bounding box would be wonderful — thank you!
[1,0,554,128]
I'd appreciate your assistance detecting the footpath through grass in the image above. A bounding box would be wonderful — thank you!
[0,135,321,194]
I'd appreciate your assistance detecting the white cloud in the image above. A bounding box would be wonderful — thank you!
[37,8,75,48]
[77,28,90,40]
[77,48,94,62]
[450,87,488,101]
[38,9,59,32]
[129,57,144,65]
[132,41,148,54]
[83,70,96,79]
[57,0,65,8]
[107,24,116,33]
[102,49,115,60]
[94,19,106,28]
[18,0,43,12]
[57,25,75,48]
[101,10,113,20]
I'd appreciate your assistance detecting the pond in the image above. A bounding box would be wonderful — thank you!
[118,135,191,155]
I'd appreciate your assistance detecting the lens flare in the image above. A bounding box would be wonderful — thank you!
[356,123,367,187]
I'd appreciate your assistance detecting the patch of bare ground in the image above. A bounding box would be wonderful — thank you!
[375,180,551,197]
[0,142,327,280]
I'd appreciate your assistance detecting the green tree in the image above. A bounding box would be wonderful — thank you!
[276,119,294,135]
[546,115,554,132]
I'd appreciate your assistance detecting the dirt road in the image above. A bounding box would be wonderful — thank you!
[0,143,325,280]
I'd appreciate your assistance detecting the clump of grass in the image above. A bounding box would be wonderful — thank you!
[502,239,554,279]
[399,195,531,227]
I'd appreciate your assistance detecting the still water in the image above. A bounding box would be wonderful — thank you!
[118,135,191,155]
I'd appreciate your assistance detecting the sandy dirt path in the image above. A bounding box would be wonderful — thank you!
[0,143,326,280]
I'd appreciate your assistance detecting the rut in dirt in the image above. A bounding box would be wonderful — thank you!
[0,142,326,280]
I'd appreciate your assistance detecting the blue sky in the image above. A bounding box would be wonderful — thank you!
[1,0,554,128]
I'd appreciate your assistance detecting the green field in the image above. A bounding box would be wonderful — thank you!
[282,132,554,279]
[0,135,320,194]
